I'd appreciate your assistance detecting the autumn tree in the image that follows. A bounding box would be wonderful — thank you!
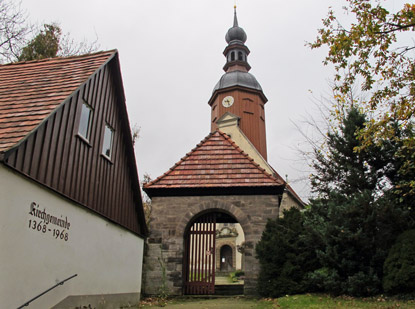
[18,23,99,62]
[305,106,412,296]
[310,0,415,197]
[141,173,152,227]
[0,0,98,63]
[18,23,60,61]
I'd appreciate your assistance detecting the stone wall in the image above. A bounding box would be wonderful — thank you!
[279,190,303,216]
[142,194,280,296]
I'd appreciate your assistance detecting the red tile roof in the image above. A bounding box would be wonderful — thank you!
[144,130,285,189]
[0,50,116,153]
[267,165,306,206]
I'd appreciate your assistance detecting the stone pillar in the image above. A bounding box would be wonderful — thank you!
[142,197,185,296]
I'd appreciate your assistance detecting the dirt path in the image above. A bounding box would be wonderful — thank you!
[139,297,275,309]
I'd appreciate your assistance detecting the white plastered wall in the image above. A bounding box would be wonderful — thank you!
[279,190,302,216]
[0,164,144,309]
[217,113,275,176]
[215,223,245,270]
[217,114,304,211]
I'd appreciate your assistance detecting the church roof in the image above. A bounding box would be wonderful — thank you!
[0,50,115,153]
[144,130,284,191]
[213,70,263,93]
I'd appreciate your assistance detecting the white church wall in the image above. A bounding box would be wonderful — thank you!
[217,114,274,176]
[0,165,144,309]
[215,223,245,271]
[235,223,244,270]
[280,190,303,216]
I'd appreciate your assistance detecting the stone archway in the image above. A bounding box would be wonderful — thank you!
[142,194,280,296]
[178,203,252,241]
[182,210,244,295]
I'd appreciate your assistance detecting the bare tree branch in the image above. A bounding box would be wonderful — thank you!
[58,29,100,57]
[0,0,31,63]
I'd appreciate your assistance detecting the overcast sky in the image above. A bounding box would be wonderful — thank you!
[19,0,406,201]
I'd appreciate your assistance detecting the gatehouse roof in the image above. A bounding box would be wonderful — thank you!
[143,130,284,195]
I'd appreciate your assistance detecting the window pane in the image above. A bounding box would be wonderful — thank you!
[79,103,92,139]
[102,125,113,158]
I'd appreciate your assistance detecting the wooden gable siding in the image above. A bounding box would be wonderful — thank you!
[3,58,143,235]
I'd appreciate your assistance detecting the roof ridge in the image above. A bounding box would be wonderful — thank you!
[0,49,117,67]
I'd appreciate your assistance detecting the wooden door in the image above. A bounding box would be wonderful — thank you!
[183,213,216,295]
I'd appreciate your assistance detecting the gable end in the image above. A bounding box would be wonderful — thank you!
[2,54,147,236]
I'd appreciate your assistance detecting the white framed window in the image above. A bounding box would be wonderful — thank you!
[102,124,114,159]
[78,101,93,140]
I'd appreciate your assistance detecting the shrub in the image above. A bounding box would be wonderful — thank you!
[256,208,320,297]
[383,229,415,294]
[234,269,244,277]
[306,267,342,295]
[229,270,244,282]
[344,270,380,296]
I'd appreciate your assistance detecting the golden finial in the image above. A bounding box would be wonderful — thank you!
[233,1,238,27]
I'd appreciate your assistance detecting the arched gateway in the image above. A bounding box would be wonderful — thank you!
[183,211,244,295]
[142,8,304,296]
[142,131,292,295]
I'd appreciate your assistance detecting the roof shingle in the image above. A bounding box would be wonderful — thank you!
[0,50,115,153]
[144,130,284,189]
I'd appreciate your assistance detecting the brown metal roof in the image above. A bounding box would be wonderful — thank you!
[144,130,284,189]
[0,50,116,153]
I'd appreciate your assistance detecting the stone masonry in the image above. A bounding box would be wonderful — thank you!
[142,194,280,296]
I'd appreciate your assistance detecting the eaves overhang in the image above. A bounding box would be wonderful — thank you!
[223,60,251,72]
[208,85,268,106]
[144,184,285,199]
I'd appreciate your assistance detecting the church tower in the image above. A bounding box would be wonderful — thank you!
[143,7,304,298]
[208,7,268,160]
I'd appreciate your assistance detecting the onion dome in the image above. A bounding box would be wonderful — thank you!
[225,8,247,44]
[212,7,265,98]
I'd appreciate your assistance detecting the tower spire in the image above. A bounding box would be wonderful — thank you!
[223,8,250,72]
[233,5,238,27]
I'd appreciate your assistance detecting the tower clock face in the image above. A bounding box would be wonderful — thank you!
[222,96,234,108]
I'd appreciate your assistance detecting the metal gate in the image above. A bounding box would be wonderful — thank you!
[183,213,216,295]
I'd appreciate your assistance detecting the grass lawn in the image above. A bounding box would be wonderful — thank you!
[137,294,415,308]
[275,294,415,308]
